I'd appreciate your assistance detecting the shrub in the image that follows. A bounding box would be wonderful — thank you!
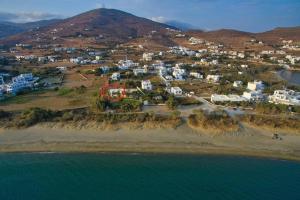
[188,109,238,132]
[17,108,58,127]
[58,88,74,96]
[0,110,9,118]
[166,95,178,110]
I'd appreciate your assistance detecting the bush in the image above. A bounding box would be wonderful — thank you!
[17,108,58,127]
[188,109,238,132]
[58,88,74,96]
[74,85,87,94]
[94,97,109,112]
[166,96,178,110]
[0,110,9,118]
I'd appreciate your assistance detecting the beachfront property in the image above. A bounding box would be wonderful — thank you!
[170,87,183,96]
[5,73,38,94]
[268,90,300,106]
[211,94,247,103]
[141,80,153,91]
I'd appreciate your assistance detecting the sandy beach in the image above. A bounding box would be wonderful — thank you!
[0,123,299,161]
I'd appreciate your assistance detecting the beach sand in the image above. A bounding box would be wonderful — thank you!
[0,123,300,161]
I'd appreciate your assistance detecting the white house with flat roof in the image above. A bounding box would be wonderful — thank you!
[6,73,38,94]
[170,87,183,96]
[211,94,247,103]
[268,90,300,106]
[233,81,243,88]
[142,53,154,61]
[206,75,222,83]
[141,80,153,91]
[243,91,264,101]
[111,72,120,81]
[247,81,265,91]
[190,72,203,79]
[133,68,147,76]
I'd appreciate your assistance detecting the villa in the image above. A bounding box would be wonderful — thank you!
[170,87,183,96]
[141,80,153,91]
[5,73,38,94]
[143,53,154,61]
[247,81,265,91]
[111,73,121,81]
[243,91,265,102]
[268,90,300,106]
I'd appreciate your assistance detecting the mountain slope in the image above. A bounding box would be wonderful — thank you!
[256,26,300,43]
[1,8,176,45]
[187,29,254,47]
[0,19,61,39]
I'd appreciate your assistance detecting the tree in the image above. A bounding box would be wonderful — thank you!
[166,95,178,110]
[95,97,108,112]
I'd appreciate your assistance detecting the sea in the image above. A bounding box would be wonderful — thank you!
[0,153,299,200]
[278,70,300,86]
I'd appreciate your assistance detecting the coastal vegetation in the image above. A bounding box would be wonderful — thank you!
[255,102,300,114]
[0,107,181,129]
[188,109,239,133]
[242,114,300,132]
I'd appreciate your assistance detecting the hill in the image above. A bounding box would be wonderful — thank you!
[0,19,61,39]
[255,26,300,43]
[1,8,176,45]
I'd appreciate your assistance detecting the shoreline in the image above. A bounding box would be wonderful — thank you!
[0,141,299,162]
[0,124,300,162]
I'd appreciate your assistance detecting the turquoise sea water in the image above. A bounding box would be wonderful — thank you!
[0,153,300,200]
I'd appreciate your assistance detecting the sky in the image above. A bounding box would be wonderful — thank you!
[0,0,299,32]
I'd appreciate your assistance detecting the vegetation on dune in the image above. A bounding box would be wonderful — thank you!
[255,102,300,114]
[16,108,59,127]
[242,114,300,131]
[0,110,10,118]
[166,95,179,110]
[0,107,181,129]
[188,109,239,133]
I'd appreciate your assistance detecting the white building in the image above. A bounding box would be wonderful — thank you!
[6,73,38,94]
[172,67,186,80]
[133,68,147,76]
[268,90,300,106]
[111,73,120,81]
[211,94,247,103]
[233,81,243,88]
[118,59,138,70]
[247,81,265,91]
[142,53,154,61]
[170,87,183,96]
[243,91,264,101]
[190,72,203,79]
[141,80,153,91]
[206,75,222,83]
